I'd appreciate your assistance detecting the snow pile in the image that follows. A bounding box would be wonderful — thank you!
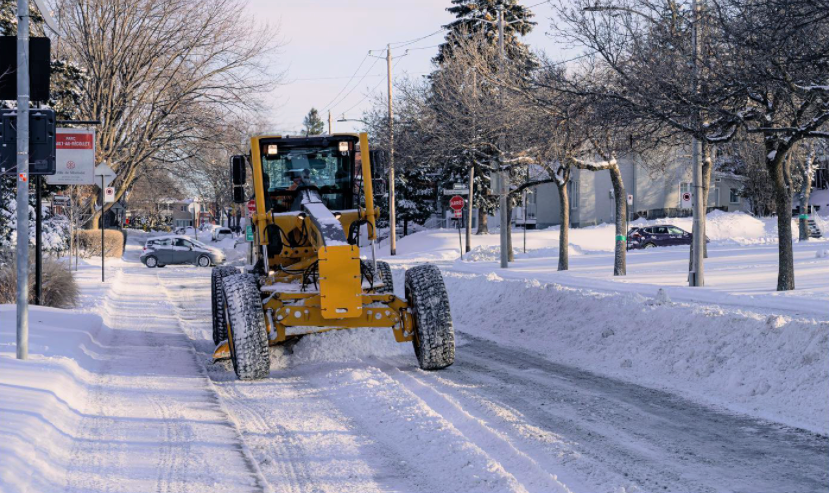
[269,328,409,369]
[816,248,829,259]
[442,272,829,434]
[0,306,105,492]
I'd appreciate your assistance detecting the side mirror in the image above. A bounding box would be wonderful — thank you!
[231,155,246,185]
[230,155,247,204]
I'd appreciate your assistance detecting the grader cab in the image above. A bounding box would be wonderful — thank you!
[211,133,455,379]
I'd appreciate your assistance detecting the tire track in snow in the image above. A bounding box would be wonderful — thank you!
[374,361,573,493]
[157,268,402,493]
[64,257,267,493]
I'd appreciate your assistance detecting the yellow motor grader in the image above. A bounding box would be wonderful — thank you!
[212,133,454,380]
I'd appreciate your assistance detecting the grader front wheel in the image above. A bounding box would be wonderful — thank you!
[211,266,240,344]
[223,275,270,380]
[405,264,455,370]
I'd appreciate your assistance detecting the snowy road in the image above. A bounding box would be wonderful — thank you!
[44,240,825,493]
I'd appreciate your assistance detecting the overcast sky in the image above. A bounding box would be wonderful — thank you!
[244,0,570,134]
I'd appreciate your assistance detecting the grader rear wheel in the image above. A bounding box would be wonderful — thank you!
[211,266,240,344]
[405,264,455,370]
[223,275,270,380]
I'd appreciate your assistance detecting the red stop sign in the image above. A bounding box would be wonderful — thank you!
[449,195,465,211]
[247,199,256,216]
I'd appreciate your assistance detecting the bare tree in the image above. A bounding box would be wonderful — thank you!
[711,0,829,290]
[57,0,280,228]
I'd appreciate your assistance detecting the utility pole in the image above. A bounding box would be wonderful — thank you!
[467,69,476,253]
[328,110,332,135]
[689,0,705,287]
[386,44,397,255]
[497,5,509,268]
[16,0,30,359]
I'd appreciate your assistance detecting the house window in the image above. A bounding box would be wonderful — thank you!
[181,206,186,212]
[730,188,740,204]
[568,180,579,210]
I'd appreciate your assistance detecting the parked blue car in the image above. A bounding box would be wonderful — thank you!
[627,224,703,250]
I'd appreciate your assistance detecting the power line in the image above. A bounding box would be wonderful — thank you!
[339,57,405,118]
[388,28,444,49]
[288,73,386,82]
[327,56,383,112]
[404,44,441,52]
[320,52,370,111]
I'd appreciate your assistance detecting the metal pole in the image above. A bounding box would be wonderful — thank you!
[466,166,473,252]
[16,0,30,360]
[466,69,475,253]
[328,110,333,135]
[387,44,397,256]
[689,0,705,287]
[497,6,509,268]
[35,175,41,304]
[458,215,463,260]
[101,175,105,282]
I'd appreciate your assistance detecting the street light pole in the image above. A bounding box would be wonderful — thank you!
[386,44,397,256]
[689,0,705,287]
[497,5,509,269]
[16,0,30,360]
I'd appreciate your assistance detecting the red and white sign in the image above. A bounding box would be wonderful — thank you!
[449,195,465,211]
[46,128,96,185]
[104,187,115,203]
[681,191,692,209]
[247,199,256,217]
[453,209,463,219]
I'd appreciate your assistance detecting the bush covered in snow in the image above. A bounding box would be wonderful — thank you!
[75,229,126,258]
[0,255,78,308]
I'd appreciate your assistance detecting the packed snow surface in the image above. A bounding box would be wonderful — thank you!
[2,211,828,493]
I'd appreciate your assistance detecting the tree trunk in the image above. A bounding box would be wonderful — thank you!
[506,202,514,262]
[557,182,569,271]
[477,209,488,234]
[767,142,795,291]
[701,144,713,258]
[609,166,627,276]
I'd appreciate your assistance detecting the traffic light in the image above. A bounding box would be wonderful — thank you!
[0,108,57,175]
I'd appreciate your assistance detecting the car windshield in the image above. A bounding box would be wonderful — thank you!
[191,239,208,248]
[261,143,354,210]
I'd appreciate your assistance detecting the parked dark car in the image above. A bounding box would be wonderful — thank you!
[140,235,226,268]
[627,224,699,250]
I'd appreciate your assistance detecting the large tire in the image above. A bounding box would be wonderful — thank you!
[145,255,158,268]
[405,264,455,370]
[211,266,239,344]
[223,275,270,380]
[375,261,394,294]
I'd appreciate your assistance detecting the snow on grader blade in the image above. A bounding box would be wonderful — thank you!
[211,133,454,380]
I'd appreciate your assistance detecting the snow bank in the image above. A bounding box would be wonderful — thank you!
[442,272,829,434]
[0,306,106,492]
[390,211,791,263]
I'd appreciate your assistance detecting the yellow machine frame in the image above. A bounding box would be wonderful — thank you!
[227,132,414,354]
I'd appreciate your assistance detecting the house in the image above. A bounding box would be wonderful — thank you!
[492,150,752,229]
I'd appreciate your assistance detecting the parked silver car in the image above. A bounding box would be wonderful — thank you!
[140,235,225,268]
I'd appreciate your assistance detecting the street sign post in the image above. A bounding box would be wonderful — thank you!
[245,224,254,242]
[46,128,96,185]
[450,195,465,258]
[94,163,117,282]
